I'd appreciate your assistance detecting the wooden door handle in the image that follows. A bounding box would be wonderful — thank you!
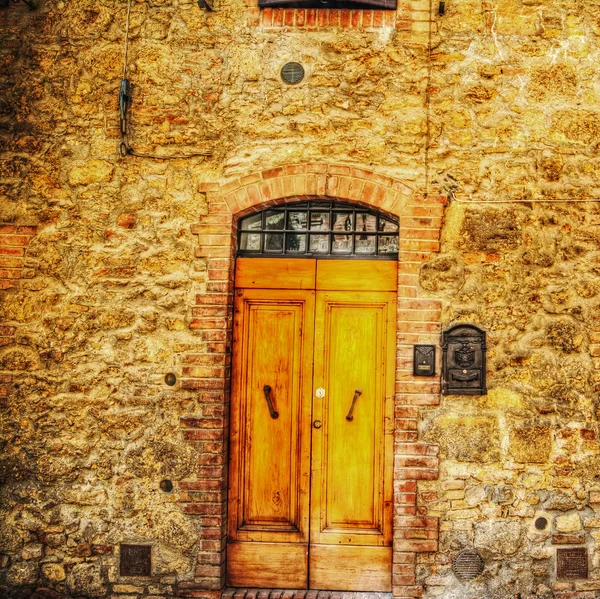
[263,385,279,419]
[345,389,362,421]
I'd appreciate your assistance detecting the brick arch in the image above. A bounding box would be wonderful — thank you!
[235,194,401,225]
[215,163,415,218]
[184,163,446,599]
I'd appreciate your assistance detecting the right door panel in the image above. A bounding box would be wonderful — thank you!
[310,290,395,591]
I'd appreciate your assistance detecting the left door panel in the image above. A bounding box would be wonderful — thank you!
[228,288,315,588]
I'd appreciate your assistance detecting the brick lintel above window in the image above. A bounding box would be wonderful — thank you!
[258,0,396,10]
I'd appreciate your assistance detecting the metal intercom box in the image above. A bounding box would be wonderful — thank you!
[413,345,436,377]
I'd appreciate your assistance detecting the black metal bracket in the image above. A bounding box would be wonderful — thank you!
[198,0,214,10]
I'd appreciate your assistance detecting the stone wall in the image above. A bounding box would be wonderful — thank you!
[415,3,600,596]
[418,201,600,598]
[1,0,600,597]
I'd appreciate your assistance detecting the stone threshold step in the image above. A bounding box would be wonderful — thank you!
[223,589,392,599]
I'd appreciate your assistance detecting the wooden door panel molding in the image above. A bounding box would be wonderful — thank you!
[324,303,383,535]
[229,289,314,544]
[309,545,392,592]
[242,304,301,531]
[236,258,396,291]
[227,542,308,588]
[311,291,395,550]
[236,257,316,289]
[316,260,397,292]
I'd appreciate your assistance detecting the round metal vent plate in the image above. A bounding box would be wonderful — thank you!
[452,549,484,581]
[281,62,305,85]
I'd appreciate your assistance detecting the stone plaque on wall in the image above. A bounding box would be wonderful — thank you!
[557,548,588,579]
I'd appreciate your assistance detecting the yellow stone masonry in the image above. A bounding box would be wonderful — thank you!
[1,0,600,597]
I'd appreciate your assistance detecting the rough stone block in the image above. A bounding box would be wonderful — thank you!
[68,160,114,186]
[552,533,585,544]
[474,521,522,555]
[41,563,66,583]
[509,427,552,463]
[555,514,582,533]
[423,415,500,462]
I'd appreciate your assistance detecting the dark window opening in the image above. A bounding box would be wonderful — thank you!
[237,201,399,259]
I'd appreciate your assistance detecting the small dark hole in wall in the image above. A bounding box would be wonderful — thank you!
[535,517,548,530]
[165,373,177,386]
[160,479,173,493]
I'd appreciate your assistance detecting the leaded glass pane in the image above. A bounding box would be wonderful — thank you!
[240,213,262,231]
[356,213,377,233]
[265,211,285,230]
[310,212,330,231]
[310,234,329,253]
[332,234,352,253]
[286,233,306,252]
[378,235,398,253]
[288,212,307,231]
[240,232,261,251]
[355,235,377,254]
[379,218,398,232]
[333,212,353,232]
[265,233,284,251]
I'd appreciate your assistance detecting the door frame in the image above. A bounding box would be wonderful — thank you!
[186,165,445,599]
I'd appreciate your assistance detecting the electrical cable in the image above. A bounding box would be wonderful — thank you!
[423,0,433,198]
[451,197,600,204]
[447,189,600,204]
[122,0,131,81]
[118,0,213,160]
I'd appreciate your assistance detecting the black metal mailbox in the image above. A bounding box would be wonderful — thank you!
[442,324,487,395]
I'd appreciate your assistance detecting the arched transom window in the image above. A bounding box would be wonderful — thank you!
[238,201,398,259]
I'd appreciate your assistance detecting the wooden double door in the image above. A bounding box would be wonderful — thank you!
[228,258,396,591]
